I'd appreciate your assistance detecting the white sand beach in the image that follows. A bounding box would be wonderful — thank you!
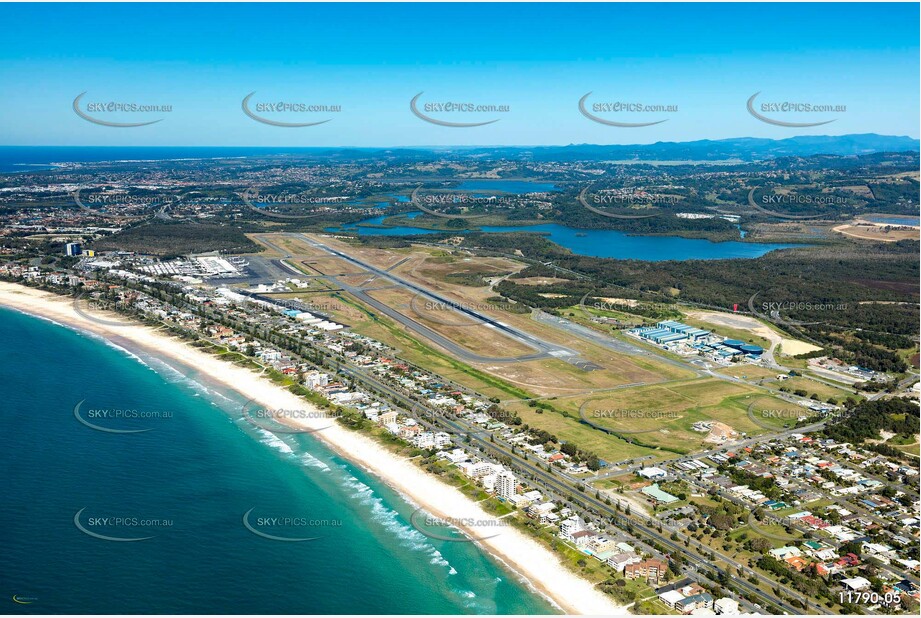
[0,281,628,616]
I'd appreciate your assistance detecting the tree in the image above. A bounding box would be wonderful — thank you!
[710,514,735,530]
[746,537,773,553]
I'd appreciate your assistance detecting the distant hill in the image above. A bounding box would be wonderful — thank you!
[460,134,921,162]
[3,135,917,166]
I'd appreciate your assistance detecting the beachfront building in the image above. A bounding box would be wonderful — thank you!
[303,371,329,389]
[607,551,641,572]
[513,490,542,509]
[496,469,518,500]
[713,598,740,615]
[624,558,668,585]
[560,515,585,540]
[660,590,687,609]
[676,593,714,613]
[459,461,494,479]
[527,501,559,523]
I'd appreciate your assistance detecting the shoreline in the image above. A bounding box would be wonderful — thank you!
[0,281,627,616]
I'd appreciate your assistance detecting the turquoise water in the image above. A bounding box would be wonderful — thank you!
[331,217,799,261]
[0,307,555,614]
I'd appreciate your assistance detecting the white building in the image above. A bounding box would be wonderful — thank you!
[496,469,518,500]
[714,598,740,615]
[841,577,871,592]
[304,371,329,390]
[528,502,558,523]
[607,552,641,572]
[638,466,668,480]
[769,546,802,560]
[560,515,584,540]
[660,590,686,608]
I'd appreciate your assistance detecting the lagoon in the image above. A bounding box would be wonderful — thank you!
[865,215,920,227]
[331,216,800,261]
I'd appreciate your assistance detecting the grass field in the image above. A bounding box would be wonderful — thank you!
[297,256,368,276]
[400,251,523,284]
[505,398,664,464]
[891,439,920,457]
[554,379,796,453]
[364,286,538,358]
[249,233,326,257]
[746,395,814,430]
[778,376,853,402]
[716,365,783,382]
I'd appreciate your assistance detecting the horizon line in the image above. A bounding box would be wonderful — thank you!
[2,133,920,151]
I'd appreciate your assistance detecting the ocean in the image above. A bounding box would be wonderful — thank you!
[0,306,555,614]
[0,146,359,173]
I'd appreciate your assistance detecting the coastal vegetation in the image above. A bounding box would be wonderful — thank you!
[92,221,262,256]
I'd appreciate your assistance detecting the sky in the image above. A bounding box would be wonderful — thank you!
[0,2,918,146]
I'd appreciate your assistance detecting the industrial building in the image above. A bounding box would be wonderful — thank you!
[722,339,764,357]
[629,319,766,364]
[631,320,710,345]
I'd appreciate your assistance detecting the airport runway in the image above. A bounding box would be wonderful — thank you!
[297,234,602,368]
